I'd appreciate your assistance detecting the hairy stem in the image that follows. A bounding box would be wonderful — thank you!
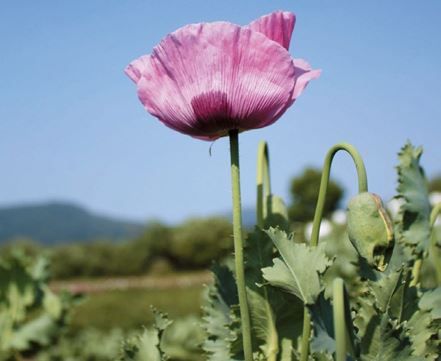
[300,143,368,361]
[229,129,253,361]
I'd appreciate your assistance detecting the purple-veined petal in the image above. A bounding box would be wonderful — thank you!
[128,21,296,140]
[125,55,151,84]
[292,58,321,101]
[247,11,296,50]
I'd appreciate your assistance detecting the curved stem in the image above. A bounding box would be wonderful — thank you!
[300,143,368,361]
[333,278,347,361]
[229,130,253,361]
[310,143,368,247]
[257,141,272,228]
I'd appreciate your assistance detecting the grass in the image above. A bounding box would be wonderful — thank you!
[70,285,205,331]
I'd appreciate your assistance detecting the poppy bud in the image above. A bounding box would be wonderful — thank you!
[347,192,394,271]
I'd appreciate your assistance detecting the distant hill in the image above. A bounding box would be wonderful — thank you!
[0,202,144,245]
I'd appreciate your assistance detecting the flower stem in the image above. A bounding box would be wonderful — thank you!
[333,278,347,361]
[300,143,368,361]
[229,129,253,361]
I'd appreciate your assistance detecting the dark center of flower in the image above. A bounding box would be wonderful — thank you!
[190,91,237,135]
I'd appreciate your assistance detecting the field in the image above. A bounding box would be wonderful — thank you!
[65,273,208,331]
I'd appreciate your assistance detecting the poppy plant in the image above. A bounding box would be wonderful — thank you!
[125,11,320,140]
[126,11,319,361]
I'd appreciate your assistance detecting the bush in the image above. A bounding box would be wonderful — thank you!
[168,217,233,268]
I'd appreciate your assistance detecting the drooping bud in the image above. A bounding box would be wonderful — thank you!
[347,192,394,271]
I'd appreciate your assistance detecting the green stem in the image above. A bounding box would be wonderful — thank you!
[333,278,347,361]
[300,143,367,361]
[299,313,311,361]
[229,129,253,361]
[257,141,271,228]
[311,143,368,248]
[430,204,441,285]
[255,140,279,361]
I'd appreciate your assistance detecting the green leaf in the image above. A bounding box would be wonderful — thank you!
[308,290,359,358]
[406,287,441,359]
[119,310,171,361]
[201,264,241,361]
[396,142,431,257]
[419,287,441,319]
[360,314,422,361]
[0,253,76,355]
[248,198,304,359]
[120,328,162,361]
[322,232,365,300]
[161,316,204,361]
[262,228,331,304]
[309,293,336,354]
[10,314,59,350]
[369,268,404,313]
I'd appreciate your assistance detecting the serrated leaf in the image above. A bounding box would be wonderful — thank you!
[396,143,431,256]
[262,228,331,304]
[120,328,162,361]
[369,269,404,313]
[353,294,376,342]
[406,287,441,359]
[201,264,241,361]
[119,310,172,361]
[360,314,422,361]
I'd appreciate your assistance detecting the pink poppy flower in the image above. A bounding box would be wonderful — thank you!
[125,11,320,141]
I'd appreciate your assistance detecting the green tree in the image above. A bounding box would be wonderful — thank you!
[429,175,441,192]
[288,167,344,223]
[169,217,233,268]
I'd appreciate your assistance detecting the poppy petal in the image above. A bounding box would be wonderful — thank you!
[247,11,296,50]
[292,58,321,101]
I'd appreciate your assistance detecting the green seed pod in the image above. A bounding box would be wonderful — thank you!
[347,192,394,271]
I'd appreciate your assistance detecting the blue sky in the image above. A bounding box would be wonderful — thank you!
[1,0,440,223]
